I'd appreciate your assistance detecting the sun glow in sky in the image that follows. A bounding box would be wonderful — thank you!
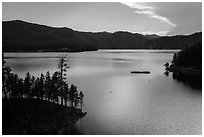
[2,2,202,36]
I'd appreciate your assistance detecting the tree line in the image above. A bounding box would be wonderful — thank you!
[171,42,202,69]
[2,54,84,111]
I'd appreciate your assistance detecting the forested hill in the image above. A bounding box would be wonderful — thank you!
[144,32,202,49]
[3,20,99,52]
[2,20,202,52]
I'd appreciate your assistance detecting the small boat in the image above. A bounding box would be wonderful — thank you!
[131,71,150,74]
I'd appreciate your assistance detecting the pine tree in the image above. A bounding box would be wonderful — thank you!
[51,71,60,104]
[39,74,45,100]
[79,91,84,111]
[24,72,32,98]
[30,76,36,99]
[45,71,52,101]
[69,84,78,108]
[2,53,12,99]
[58,55,69,105]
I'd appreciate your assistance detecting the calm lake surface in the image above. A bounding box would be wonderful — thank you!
[5,50,202,135]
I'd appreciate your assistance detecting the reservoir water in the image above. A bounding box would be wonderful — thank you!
[4,50,202,135]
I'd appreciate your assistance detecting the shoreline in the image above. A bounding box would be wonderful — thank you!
[166,66,202,88]
[3,49,98,53]
[166,66,202,76]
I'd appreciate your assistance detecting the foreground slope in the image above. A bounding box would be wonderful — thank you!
[2,99,86,134]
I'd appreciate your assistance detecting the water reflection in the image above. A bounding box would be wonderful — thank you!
[58,120,83,135]
[172,72,202,90]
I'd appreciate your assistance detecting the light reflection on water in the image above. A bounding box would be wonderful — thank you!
[5,50,201,135]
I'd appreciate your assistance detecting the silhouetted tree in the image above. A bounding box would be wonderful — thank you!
[164,62,169,70]
[79,91,84,111]
[34,77,40,99]
[51,71,60,104]
[2,57,12,99]
[2,53,6,98]
[10,74,19,99]
[63,82,69,106]
[17,78,24,98]
[45,71,52,101]
[74,91,79,108]
[2,53,85,111]
[58,55,69,105]
[69,84,80,108]
[69,84,76,108]
[39,74,45,100]
[24,72,32,98]
[30,76,36,99]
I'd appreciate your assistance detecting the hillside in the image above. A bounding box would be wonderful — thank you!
[144,33,202,49]
[3,99,86,134]
[2,20,98,52]
[2,20,202,52]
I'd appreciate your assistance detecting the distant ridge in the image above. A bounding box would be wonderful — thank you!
[2,20,202,52]
[145,34,160,39]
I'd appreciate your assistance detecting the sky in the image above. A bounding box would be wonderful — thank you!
[2,2,202,36]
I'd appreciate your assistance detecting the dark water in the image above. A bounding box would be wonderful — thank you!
[5,50,202,135]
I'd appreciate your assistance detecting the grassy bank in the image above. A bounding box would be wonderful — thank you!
[2,99,86,135]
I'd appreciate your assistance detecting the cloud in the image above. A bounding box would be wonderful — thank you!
[121,2,176,28]
[141,30,170,36]
[121,2,154,10]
